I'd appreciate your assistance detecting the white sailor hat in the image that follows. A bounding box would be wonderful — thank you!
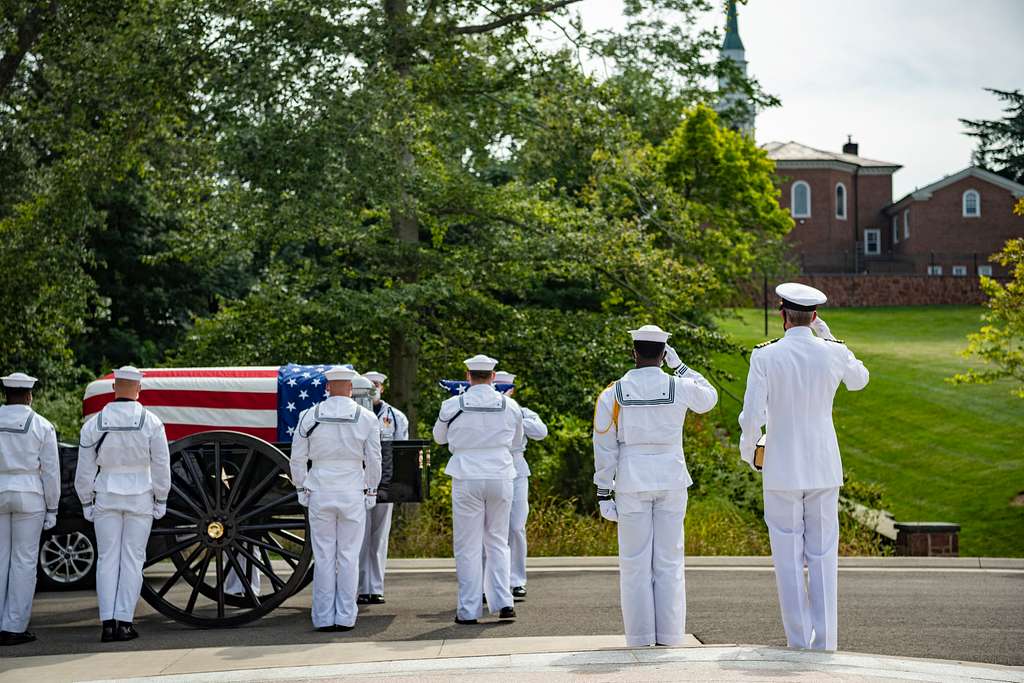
[464,354,498,371]
[628,324,671,343]
[324,366,357,381]
[364,371,387,384]
[776,282,827,311]
[351,374,373,390]
[494,371,516,384]
[1,372,37,389]
[113,366,144,381]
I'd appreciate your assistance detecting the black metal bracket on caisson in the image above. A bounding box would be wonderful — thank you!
[141,431,313,628]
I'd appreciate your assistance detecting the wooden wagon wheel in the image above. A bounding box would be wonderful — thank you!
[141,431,313,627]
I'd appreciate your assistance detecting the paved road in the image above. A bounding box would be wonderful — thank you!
[9,568,1024,667]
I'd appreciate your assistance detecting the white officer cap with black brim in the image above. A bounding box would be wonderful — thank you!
[113,366,144,382]
[364,371,387,384]
[324,366,357,381]
[1,372,37,389]
[464,354,498,371]
[628,324,671,343]
[494,371,516,384]
[776,282,827,311]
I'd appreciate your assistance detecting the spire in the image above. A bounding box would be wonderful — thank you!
[723,0,745,51]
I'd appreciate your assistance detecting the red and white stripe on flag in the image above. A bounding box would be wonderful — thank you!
[83,367,279,442]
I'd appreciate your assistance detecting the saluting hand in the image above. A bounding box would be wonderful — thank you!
[664,344,683,371]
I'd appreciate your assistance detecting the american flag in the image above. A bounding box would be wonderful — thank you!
[82,364,350,443]
[439,380,515,396]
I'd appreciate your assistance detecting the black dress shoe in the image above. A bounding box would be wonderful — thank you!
[315,625,337,632]
[368,594,386,604]
[335,624,355,632]
[454,617,478,625]
[101,620,116,642]
[512,586,527,599]
[1,630,36,646]
[481,593,487,604]
[115,621,138,641]
[356,594,371,605]
[499,606,516,619]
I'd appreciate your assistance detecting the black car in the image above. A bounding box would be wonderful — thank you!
[36,443,97,591]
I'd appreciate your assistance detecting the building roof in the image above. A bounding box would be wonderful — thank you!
[764,141,901,171]
[723,0,744,51]
[890,165,1024,208]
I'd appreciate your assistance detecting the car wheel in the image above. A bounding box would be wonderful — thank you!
[38,529,97,591]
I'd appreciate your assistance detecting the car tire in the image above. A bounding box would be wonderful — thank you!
[37,527,98,591]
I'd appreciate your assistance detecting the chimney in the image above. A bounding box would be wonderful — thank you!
[843,135,859,156]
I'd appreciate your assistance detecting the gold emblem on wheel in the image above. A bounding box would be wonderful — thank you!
[207,521,225,539]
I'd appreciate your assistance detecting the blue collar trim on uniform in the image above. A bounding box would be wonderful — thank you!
[97,404,146,432]
[458,393,506,412]
[614,376,675,406]
[313,402,360,424]
[0,410,33,434]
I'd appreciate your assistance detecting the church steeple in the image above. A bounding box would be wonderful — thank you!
[723,0,745,51]
[716,0,755,136]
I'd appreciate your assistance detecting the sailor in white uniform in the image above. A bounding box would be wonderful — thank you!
[76,366,171,642]
[592,325,718,647]
[739,283,869,651]
[433,354,523,624]
[290,367,382,632]
[0,373,59,647]
[486,371,546,599]
[357,371,408,605]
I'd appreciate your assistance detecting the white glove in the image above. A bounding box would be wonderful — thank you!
[810,316,833,340]
[44,512,57,530]
[153,502,167,520]
[364,494,377,510]
[664,343,683,371]
[297,489,309,507]
[599,499,618,522]
[83,504,95,522]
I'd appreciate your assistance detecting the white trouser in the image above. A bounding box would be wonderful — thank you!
[0,492,45,632]
[358,502,393,595]
[309,490,365,628]
[94,492,154,622]
[763,487,840,651]
[482,475,529,588]
[224,556,262,597]
[616,488,688,647]
[452,478,513,620]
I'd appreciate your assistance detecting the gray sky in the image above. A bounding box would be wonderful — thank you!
[571,0,1024,199]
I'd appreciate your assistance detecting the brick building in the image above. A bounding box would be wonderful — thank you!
[718,3,1024,278]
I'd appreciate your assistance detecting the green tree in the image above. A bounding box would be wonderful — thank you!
[961,88,1024,183]
[951,238,1024,397]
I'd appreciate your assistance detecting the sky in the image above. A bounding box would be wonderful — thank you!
[568,0,1024,200]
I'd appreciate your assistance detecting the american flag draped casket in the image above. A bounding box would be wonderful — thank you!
[83,363,355,443]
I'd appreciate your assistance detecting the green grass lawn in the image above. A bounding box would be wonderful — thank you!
[709,306,1024,557]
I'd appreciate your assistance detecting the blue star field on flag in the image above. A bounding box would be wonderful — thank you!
[439,380,514,397]
[277,363,353,442]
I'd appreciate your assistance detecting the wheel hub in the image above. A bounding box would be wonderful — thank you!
[207,521,225,539]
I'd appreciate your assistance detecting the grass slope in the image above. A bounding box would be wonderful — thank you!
[709,306,1024,557]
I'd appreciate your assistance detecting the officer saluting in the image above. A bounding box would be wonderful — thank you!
[739,283,869,651]
[290,367,382,632]
[76,366,171,643]
[0,373,59,646]
[356,371,408,606]
[593,325,718,647]
[433,355,522,624]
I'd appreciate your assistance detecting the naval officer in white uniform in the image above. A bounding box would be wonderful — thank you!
[0,373,59,646]
[593,325,718,647]
[76,366,171,642]
[488,371,547,599]
[739,283,869,651]
[356,371,408,605]
[291,366,382,632]
[433,355,523,624]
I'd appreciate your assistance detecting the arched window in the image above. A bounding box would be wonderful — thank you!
[904,209,910,239]
[835,183,847,219]
[962,189,980,217]
[791,181,811,218]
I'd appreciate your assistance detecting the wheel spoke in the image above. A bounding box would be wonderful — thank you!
[234,467,285,517]
[165,507,194,522]
[224,547,262,607]
[150,524,200,536]
[214,548,225,618]
[236,533,303,564]
[225,449,254,510]
[144,534,200,568]
[157,543,206,597]
[270,529,307,547]
[183,452,214,515]
[185,550,213,613]
[238,521,307,532]
[214,442,222,512]
[234,493,296,524]
[231,540,285,591]
[170,481,206,517]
